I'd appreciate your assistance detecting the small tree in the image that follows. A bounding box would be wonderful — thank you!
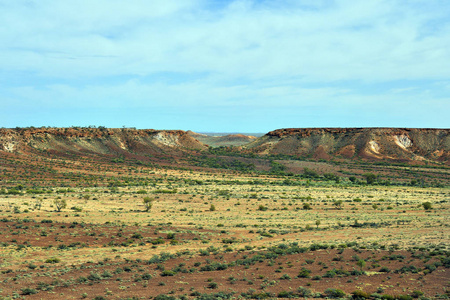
[35,198,43,210]
[303,168,319,178]
[142,197,154,212]
[363,173,377,185]
[209,204,216,211]
[333,200,343,209]
[357,259,366,271]
[315,220,321,229]
[54,198,67,212]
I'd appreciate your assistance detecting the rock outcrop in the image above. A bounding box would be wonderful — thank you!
[245,128,450,165]
[0,127,206,157]
[1,127,449,165]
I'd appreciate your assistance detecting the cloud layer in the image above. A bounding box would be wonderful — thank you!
[1,0,449,131]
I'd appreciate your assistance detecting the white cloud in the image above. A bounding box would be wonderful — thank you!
[1,0,449,129]
[1,0,449,82]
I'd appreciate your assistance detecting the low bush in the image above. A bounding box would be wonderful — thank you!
[324,288,346,298]
[352,290,371,299]
[21,288,38,295]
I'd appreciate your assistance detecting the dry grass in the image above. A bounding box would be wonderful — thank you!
[0,156,448,299]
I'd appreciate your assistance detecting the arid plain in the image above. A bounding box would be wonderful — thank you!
[0,127,448,299]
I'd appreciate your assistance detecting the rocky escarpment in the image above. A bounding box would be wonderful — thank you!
[0,127,206,157]
[2,127,449,165]
[245,128,450,165]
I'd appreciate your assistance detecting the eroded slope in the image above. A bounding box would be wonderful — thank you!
[245,128,450,164]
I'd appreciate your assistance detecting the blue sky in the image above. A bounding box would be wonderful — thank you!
[1,0,449,132]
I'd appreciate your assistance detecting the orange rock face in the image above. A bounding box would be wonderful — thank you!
[250,128,450,164]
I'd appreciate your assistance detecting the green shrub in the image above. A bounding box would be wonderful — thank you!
[395,265,420,274]
[131,233,143,239]
[101,270,112,278]
[36,282,53,291]
[161,270,176,276]
[297,286,312,297]
[258,205,268,211]
[71,206,83,212]
[298,267,311,278]
[352,290,371,299]
[21,288,38,295]
[45,257,60,264]
[87,272,102,282]
[323,269,336,278]
[324,288,346,298]
[422,202,432,210]
[363,173,377,184]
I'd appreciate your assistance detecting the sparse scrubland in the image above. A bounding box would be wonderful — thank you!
[0,127,448,299]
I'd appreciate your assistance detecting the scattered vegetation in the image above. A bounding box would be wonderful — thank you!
[0,130,448,299]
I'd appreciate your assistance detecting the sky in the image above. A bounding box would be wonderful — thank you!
[1,0,449,132]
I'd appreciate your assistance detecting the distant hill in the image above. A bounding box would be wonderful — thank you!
[244,128,450,165]
[0,127,206,157]
[187,131,258,147]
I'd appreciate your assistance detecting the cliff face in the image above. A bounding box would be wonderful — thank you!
[0,127,206,156]
[1,127,449,165]
[245,128,450,165]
